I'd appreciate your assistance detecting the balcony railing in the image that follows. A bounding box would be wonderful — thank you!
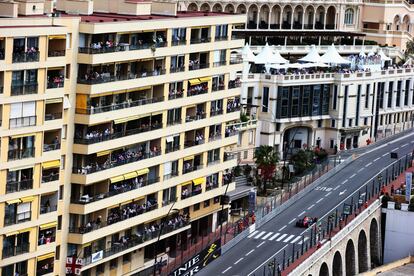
[212,84,225,92]
[8,148,35,161]
[42,173,59,183]
[45,112,62,121]
[74,123,162,145]
[11,82,38,96]
[185,113,206,122]
[4,211,31,226]
[170,66,186,73]
[12,52,39,63]
[9,116,36,128]
[2,243,30,259]
[6,179,33,193]
[36,266,54,276]
[81,221,189,266]
[181,188,202,199]
[206,182,219,191]
[48,50,66,57]
[172,39,187,46]
[215,36,228,41]
[227,106,241,113]
[78,69,166,85]
[213,61,226,67]
[189,63,209,71]
[163,170,178,180]
[168,91,184,100]
[187,88,208,97]
[69,205,159,234]
[209,133,222,142]
[210,109,223,117]
[72,149,161,175]
[72,177,160,205]
[43,143,61,152]
[190,37,211,44]
[40,205,57,214]
[230,58,243,65]
[182,164,204,174]
[184,139,204,149]
[76,96,164,115]
[78,42,167,54]
[47,80,64,89]
[165,144,180,154]
[166,119,182,126]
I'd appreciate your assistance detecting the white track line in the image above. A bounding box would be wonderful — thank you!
[291,236,302,244]
[262,232,273,240]
[308,204,315,209]
[245,249,254,256]
[269,233,280,241]
[234,258,244,265]
[257,241,266,248]
[254,231,266,239]
[283,235,295,243]
[276,234,287,242]
[247,231,258,238]
[279,225,287,231]
[222,267,232,274]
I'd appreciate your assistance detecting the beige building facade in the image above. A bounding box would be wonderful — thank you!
[0,0,244,275]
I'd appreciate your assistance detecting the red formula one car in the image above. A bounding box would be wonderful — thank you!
[296,216,318,228]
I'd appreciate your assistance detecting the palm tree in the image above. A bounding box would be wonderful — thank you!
[254,146,279,194]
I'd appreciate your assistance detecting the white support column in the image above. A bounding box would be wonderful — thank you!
[302,11,305,29]
[280,7,284,28]
[268,11,272,29]
[313,11,316,29]
[257,10,260,29]
[334,12,338,30]
[291,11,294,29]
[323,11,327,30]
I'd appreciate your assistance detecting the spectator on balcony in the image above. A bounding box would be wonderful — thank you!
[195,132,204,145]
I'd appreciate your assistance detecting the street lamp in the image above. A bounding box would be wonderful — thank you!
[153,198,178,276]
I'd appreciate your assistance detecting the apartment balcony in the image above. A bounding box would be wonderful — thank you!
[12,51,39,63]
[165,144,180,154]
[77,69,166,85]
[215,35,228,42]
[227,106,241,114]
[170,66,186,74]
[4,211,31,226]
[185,113,206,123]
[189,63,209,71]
[182,163,204,175]
[210,109,223,117]
[2,243,30,259]
[9,116,36,128]
[6,179,33,194]
[184,139,205,149]
[76,96,164,115]
[190,37,211,44]
[44,112,62,121]
[81,220,189,267]
[8,148,35,161]
[11,82,38,96]
[78,41,167,55]
[48,50,65,57]
[72,149,161,175]
[43,143,61,152]
[213,61,227,67]
[74,123,162,145]
[42,173,59,183]
[47,78,64,89]
[171,39,187,46]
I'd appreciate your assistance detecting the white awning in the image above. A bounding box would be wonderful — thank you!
[254,43,288,64]
[298,45,324,63]
[320,44,351,65]
[378,49,392,61]
[242,43,256,62]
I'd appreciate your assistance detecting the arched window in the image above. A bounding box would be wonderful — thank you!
[344,8,354,25]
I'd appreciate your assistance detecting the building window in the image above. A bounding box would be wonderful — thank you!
[204,200,210,208]
[387,82,393,108]
[364,118,368,125]
[110,259,117,269]
[331,119,336,128]
[342,86,349,127]
[332,85,338,110]
[405,79,410,106]
[317,120,322,128]
[356,85,361,126]
[330,139,334,149]
[291,86,300,117]
[193,203,200,211]
[344,8,354,25]
[349,118,353,127]
[396,81,402,107]
[365,84,370,109]
[97,264,105,274]
[262,87,269,112]
[123,253,131,263]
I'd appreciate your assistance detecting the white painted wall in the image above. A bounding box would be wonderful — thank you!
[383,208,414,263]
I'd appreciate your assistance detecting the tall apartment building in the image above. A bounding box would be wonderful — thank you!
[0,0,245,275]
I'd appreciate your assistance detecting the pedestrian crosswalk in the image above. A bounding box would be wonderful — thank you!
[247,230,309,244]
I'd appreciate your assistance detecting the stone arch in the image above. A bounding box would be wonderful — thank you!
[326,6,336,29]
[236,4,246,14]
[394,14,401,31]
[200,3,211,12]
[370,218,380,268]
[358,230,369,273]
[332,251,343,276]
[247,4,259,28]
[282,125,313,158]
[304,5,315,28]
[345,239,356,276]
[282,5,293,29]
[293,5,304,29]
[259,4,270,29]
[319,262,329,276]
[270,5,282,28]
[212,3,223,13]
[187,3,198,12]
[403,14,411,32]
[224,4,234,13]
[316,6,326,29]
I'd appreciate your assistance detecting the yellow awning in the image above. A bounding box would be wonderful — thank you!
[40,222,57,230]
[7,199,21,204]
[46,98,63,104]
[128,86,151,92]
[136,168,149,176]
[5,231,19,237]
[42,160,60,169]
[121,200,133,206]
[96,150,111,157]
[82,242,91,248]
[21,196,35,203]
[189,79,201,85]
[181,181,192,186]
[19,228,32,234]
[49,35,66,40]
[110,175,124,183]
[199,77,211,82]
[12,133,35,139]
[193,177,205,186]
[184,155,194,161]
[90,91,113,98]
[114,115,140,124]
[37,252,55,261]
[124,171,138,180]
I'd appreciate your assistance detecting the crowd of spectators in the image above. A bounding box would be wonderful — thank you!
[76,145,160,174]
[188,82,208,96]
[225,125,238,137]
[349,53,382,66]
[169,87,184,99]
[228,77,241,89]
[13,46,39,61]
[47,74,65,88]
[227,98,241,113]
[223,170,234,185]
[181,185,202,199]
[107,198,158,225]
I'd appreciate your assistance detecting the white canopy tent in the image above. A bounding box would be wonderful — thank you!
[359,50,366,58]
[241,43,256,62]
[298,45,324,63]
[255,43,289,64]
[320,44,351,65]
[378,49,392,61]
